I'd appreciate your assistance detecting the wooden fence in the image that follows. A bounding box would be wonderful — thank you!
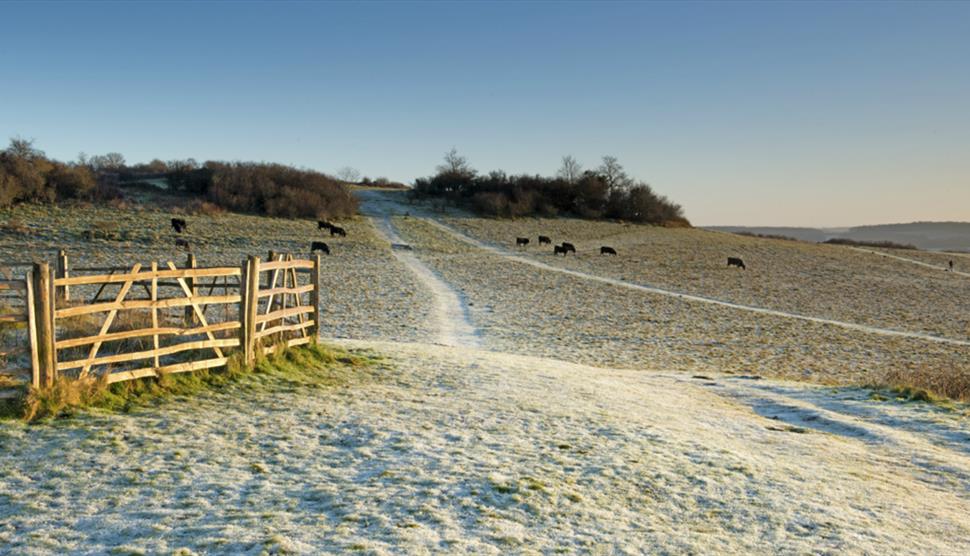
[0,272,30,399]
[0,251,322,400]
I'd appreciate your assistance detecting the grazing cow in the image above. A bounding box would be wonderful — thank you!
[330,226,347,237]
[515,237,530,247]
[538,235,552,245]
[175,238,190,251]
[600,246,617,256]
[171,218,187,233]
[553,245,567,256]
[561,242,576,254]
[727,257,746,269]
[318,220,333,231]
[311,241,331,255]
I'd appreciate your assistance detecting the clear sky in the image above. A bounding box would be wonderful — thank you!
[1,1,968,226]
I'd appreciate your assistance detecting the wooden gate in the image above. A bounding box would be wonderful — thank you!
[0,252,322,398]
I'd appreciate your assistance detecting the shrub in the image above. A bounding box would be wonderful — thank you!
[1,137,358,221]
[205,162,358,219]
[735,231,800,241]
[881,366,970,403]
[82,221,121,241]
[185,199,225,217]
[413,154,687,225]
[47,162,96,199]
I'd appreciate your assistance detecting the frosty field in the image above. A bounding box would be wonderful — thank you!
[1,188,969,554]
[2,342,969,554]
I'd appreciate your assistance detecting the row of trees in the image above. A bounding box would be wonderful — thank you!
[413,149,688,225]
[1,138,102,206]
[0,137,358,219]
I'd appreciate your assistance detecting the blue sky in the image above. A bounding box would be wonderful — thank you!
[1,1,968,226]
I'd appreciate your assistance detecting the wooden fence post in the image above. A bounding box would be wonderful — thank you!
[56,249,69,302]
[30,263,56,388]
[184,253,196,325]
[150,261,160,370]
[25,270,40,388]
[239,258,249,364]
[240,256,260,365]
[310,253,321,341]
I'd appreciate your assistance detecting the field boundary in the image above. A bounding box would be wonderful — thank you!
[0,251,322,399]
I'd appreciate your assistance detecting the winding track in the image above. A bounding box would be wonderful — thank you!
[357,191,480,348]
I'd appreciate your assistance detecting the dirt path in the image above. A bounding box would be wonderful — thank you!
[357,191,480,348]
[847,246,970,278]
[417,217,970,347]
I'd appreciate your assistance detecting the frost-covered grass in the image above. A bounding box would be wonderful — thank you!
[442,214,970,342]
[391,215,970,389]
[2,341,968,554]
[3,189,970,553]
[5,343,377,422]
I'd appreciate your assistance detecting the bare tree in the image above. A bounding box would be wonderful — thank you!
[89,152,126,172]
[436,147,474,177]
[5,137,44,159]
[168,158,199,173]
[336,166,361,183]
[145,159,168,173]
[597,155,632,190]
[557,155,583,183]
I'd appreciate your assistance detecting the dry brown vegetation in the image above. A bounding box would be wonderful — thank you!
[1,137,358,220]
[823,238,917,250]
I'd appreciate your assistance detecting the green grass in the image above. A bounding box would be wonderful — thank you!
[2,342,383,422]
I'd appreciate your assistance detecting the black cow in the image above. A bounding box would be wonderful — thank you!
[553,245,567,256]
[727,257,746,269]
[538,235,552,245]
[318,220,333,231]
[561,242,576,254]
[330,226,347,237]
[311,241,331,255]
[516,237,530,247]
[175,238,190,251]
[171,218,187,233]
[600,246,617,256]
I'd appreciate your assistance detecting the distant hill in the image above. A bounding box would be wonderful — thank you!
[706,222,970,252]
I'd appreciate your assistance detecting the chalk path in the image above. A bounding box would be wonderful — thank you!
[357,191,480,348]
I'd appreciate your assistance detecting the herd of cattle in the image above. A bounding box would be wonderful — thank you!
[516,236,608,255]
[167,216,746,269]
[168,217,350,256]
[515,235,745,268]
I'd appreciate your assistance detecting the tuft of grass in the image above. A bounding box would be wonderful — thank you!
[879,366,970,404]
[22,375,108,421]
[81,221,123,241]
[11,343,381,422]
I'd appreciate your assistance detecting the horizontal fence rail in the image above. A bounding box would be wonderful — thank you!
[0,251,322,399]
